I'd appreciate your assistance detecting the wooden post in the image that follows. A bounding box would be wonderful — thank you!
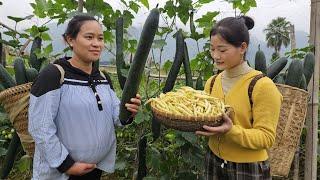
[289,24,296,50]
[289,23,301,180]
[304,0,319,179]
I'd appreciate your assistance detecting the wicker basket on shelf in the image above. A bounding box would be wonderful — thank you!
[268,83,309,177]
[0,82,34,157]
[151,101,234,132]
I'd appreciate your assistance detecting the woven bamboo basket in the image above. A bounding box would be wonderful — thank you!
[268,83,309,177]
[151,101,234,132]
[0,82,34,157]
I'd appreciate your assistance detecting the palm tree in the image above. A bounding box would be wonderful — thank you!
[264,17,291,61]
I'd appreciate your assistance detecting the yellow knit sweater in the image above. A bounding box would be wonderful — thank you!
[204,70,282,163]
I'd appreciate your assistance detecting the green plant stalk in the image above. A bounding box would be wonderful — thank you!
[183,42,192,87]
[190,11,196,35]
[163,30,184,93]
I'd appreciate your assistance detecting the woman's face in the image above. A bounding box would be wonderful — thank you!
[210,34,247,70]
[68,20,104,63]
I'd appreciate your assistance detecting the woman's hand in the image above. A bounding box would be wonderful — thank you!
[125,94,142,117]
[66,162,96,176]
[195,113,233,136]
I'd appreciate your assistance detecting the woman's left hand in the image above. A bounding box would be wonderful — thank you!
[195,113,233,136]
[125,94,141,117]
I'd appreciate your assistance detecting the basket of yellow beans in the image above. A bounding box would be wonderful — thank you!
[146,86,233,132]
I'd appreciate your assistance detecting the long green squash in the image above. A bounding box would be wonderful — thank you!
[163,29,184,93]
[13,58,28,85]
[136,134,147,180]
[1,58,30,178]
[116,17,127,90]
[119,8,159,124]
[26,68,39,82]
[299,74,307,90]
[151,117,161,140]
[303,52,315,86]
[29,36,43,71]
[1,58,29,178]
[266,57,288,79]
[273,72,286,84]
[285,59,303,88]
[0,64,16,88]
[254,45,267,74]
[151,30,185,138]
[0,132,21,179]
[195,75,204,90]
[93,59,100,70]
[183,42,192,87]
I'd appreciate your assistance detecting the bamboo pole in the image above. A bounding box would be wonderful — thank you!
[304,0,319,179]
[289,24,301,180]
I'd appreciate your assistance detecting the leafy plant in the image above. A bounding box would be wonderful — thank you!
[285,45,314,60]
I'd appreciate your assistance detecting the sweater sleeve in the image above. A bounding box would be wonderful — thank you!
[225,78,282,150]
[28,64,74,170]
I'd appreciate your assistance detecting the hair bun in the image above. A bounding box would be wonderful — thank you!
[240,16,254,30]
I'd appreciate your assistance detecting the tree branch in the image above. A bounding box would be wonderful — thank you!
[0,21,22,35]
[104,45,116,57]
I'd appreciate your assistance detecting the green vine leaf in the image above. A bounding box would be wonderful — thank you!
[139,0,149,9]
[129,1,140,13]
[164,1,175,18]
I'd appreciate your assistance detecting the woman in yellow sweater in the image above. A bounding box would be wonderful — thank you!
[196,16,282,180]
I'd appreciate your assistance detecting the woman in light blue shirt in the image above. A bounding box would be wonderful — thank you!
[28,15,141,180]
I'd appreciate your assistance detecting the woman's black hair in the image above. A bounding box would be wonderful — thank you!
[63,14,98,41]
[210,16,254,47]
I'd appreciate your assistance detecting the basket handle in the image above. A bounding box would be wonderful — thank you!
[53,64,65,84]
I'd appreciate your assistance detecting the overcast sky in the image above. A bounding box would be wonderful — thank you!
[0,0,310,40]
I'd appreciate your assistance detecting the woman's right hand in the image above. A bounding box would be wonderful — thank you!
[66,162,96,176]
[195,113,233,136]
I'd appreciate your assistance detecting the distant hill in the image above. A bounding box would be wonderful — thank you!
[126,26,309,66]
[2,23,309,67]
